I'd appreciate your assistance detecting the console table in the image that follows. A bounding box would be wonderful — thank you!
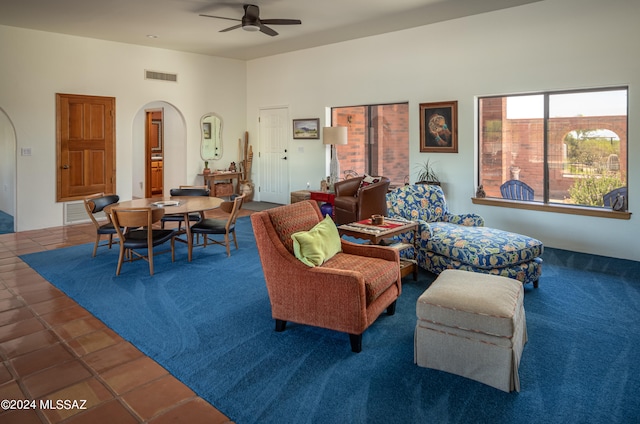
[199,171,241,196]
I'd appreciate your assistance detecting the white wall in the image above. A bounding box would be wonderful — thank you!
[0,25,246,231]
[246,0,639,261]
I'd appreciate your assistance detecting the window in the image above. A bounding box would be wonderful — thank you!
[331,103,409,187]
[478,87,628,212]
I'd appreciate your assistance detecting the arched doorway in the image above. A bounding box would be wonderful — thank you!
[0,108,16,233]
[132,102,187,198]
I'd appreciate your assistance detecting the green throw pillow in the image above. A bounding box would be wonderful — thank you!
[291,215,342,267]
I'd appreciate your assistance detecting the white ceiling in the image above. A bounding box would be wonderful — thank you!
[0,0,542,60]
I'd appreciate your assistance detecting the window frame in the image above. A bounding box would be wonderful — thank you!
[331,102,409,187]
[475,87,630,220]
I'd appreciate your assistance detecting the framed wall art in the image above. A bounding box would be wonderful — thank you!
[293,118,320,139]
[151,119,163,152]
[419,101,458,153]
[202,122,211,139]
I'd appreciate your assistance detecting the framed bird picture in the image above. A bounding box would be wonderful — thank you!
[419,101,458,153]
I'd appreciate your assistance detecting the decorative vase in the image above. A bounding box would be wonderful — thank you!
[239,181,254,202]
[203,168,211,176]
[320,203,333,218]
[510,166,520,180]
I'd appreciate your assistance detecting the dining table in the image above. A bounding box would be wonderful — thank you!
[106,195,224,262]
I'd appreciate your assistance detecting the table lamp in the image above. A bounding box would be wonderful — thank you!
[323,126,348,185]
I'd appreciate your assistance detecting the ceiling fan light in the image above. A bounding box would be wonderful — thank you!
[243,24,260,32]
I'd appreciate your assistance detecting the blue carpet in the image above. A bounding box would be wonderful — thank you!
[20,217,640,423]
[0,209,13,234]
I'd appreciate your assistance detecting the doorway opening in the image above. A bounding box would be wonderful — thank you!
[145,109,164,197]
[0,108,16,233]
[133,102,186,200]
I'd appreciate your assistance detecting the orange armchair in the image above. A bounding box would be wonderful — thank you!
[251,200,401,352]
[333,176,390,224]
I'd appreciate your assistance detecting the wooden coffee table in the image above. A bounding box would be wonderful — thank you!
[338,218,418,280]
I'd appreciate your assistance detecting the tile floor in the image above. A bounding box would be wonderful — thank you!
[0,207,255,423]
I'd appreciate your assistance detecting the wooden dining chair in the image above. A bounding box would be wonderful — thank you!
[189,194,245,257]
[110,207,176,276]
[161,186,210,230]
[83,192,121,257]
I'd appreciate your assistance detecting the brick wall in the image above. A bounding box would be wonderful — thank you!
[332,103,409,187]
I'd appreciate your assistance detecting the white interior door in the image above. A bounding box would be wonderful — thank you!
[258,107,289,204]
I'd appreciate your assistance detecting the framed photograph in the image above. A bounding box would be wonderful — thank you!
[419,101,458,153]
[293,118,320,139]
[202,122,211,139]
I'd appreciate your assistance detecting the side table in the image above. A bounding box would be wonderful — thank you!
[337,218,418,280]
[309,190,335,205]
[309,190,335,217]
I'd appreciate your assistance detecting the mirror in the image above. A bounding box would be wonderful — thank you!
[201,113,223,160]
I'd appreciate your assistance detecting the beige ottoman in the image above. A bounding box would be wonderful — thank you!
[415,269,527,392]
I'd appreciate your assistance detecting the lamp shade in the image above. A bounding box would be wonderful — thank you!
[323,126,348,145]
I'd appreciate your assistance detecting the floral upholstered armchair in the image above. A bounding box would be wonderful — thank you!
[386,184,543,287]
[388,183,483,229]
[386,184,483,267]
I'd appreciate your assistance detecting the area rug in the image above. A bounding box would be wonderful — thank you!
[242,201,282,212]
[20,217,640,423]
[0,209,13,234]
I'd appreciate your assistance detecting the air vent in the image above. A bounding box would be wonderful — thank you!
[145,70,178,83]
[64,201,94,225]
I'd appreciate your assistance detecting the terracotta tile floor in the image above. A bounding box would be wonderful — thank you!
[0,208,255,423]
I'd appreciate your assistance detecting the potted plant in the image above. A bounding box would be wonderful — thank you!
[415,158,440,185]
[203,161,211,175]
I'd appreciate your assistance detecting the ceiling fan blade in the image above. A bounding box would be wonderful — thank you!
[259,25,278,37]
[261,19,302,26]
[199,14,241,23]
[220,24,242,33]
[200,4,300,37]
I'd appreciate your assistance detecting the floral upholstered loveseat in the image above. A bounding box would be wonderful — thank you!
[386,184,543,287]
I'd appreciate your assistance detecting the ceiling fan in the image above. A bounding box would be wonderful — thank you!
[200,4,301,36]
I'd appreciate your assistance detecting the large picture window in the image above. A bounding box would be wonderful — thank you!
[331,103,409,187]
[478,87,628,212]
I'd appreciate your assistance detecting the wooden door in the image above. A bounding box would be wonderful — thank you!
[145,109,163,197]
[56,93,115,201]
